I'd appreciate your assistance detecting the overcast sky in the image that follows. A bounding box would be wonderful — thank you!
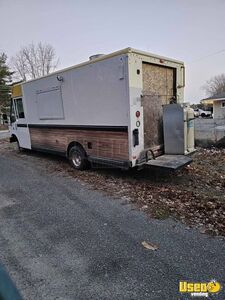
[1,0,225,103]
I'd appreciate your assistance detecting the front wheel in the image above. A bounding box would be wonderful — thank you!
[68,146,89,170]
[15,140,23,152]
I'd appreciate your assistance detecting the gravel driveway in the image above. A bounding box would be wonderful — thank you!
[0,143,224,299]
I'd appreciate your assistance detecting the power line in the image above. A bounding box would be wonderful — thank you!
[189,48,225,64]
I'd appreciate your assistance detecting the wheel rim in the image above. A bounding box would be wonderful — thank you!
[71,151,82,167]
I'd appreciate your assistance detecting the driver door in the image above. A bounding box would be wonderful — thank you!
[10,97,31,149]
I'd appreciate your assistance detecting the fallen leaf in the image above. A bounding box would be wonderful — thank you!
[141,241,159,251]
[140,205,148,211]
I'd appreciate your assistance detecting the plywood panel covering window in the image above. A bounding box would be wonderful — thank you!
[142,63,176,149]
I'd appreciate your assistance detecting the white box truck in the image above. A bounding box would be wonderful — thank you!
[9,47,193,170]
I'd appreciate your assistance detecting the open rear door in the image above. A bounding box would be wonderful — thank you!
[141,63,192,170]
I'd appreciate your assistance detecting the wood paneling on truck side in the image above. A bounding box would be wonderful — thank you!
[29,127,129,160]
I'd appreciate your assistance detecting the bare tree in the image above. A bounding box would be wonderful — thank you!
[203,73,225,97]
[11,42,59,81]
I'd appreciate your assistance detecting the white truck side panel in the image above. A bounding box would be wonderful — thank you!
[23,54,130,127]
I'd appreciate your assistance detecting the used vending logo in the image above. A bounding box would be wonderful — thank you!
[179,280,221,297]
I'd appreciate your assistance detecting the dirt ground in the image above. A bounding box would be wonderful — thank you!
[0,139,225,236]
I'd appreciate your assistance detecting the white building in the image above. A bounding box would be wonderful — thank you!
[201,93,225,119]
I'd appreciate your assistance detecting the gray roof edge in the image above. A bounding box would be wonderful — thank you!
[202,92,225,101]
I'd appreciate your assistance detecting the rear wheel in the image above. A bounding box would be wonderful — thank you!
[68,145,89,170]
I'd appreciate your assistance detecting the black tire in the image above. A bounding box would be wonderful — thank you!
[15,140,23,152]
[68,145,89,170]
[201,113,206,118]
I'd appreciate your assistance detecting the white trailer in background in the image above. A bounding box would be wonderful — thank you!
[10,48,193,170]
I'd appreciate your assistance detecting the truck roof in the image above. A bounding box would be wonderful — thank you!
[13,47,184,86]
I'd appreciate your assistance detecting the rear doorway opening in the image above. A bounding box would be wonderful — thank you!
[141,62,176,156]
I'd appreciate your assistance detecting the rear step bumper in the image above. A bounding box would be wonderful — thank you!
[144,155,192,171]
